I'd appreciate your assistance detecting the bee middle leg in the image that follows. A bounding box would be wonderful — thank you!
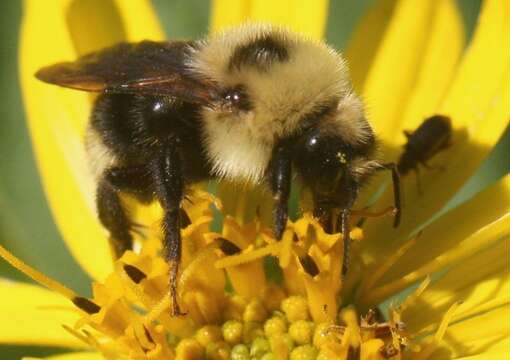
[268,140,292,240]
[150,146,185,317]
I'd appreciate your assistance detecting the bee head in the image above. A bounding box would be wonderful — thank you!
[189,23,351,142]
[294,124,379,209]
[188,23,376,185]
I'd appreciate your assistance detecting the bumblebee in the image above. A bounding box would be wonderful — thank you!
[36,24,400,315]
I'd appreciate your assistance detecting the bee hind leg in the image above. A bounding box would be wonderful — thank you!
[96,178,134,259]
[151,146,186,317]
[97,165,154,258]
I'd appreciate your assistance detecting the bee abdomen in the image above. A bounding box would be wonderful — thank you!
[85,126,119,180]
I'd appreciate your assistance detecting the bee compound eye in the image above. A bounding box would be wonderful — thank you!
[225,91,241,103]
[222,86,252,111]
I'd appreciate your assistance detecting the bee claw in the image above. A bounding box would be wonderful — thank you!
[170,293,187,317]
[170,306,187,317]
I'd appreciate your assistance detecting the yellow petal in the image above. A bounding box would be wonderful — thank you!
[110,0,165,41]
[369,174,510,286]
[210,0,250,32]
[363,0,510,255]
[20,0,163,280]
[363,211,510,306]
[415,302,459,360]
[431,305,510,358]
[404,234,510,334]
[0,280,82,347]
[355,0,462,209]
[455,355,510,360]
[39,353,104,360]
[400,0,465,130]
[211,0,329,39]
[362,0,436,145]
[345,0,398,92]
[249,0,328,39]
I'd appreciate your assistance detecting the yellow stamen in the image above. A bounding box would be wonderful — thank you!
[179,243,221,292]
[215,243,280,269]
[415,302,460,360]
[0,244,76,299]
[399,276,431,313]
[351,206,396,218]
[144,294,171,326]
[62,324,91,346]
[435,302,460,342]
[357,234,418,301]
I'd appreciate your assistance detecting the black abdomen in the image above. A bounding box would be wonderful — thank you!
[89,93,211,185]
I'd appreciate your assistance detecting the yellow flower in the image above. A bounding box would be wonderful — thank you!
[2,0,510,359]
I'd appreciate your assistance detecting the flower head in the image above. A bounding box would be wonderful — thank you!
[3,0,510,359]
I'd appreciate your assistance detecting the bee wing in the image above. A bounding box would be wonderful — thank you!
[35,40,218,104]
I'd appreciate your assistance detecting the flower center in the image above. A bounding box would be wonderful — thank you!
[0,191,458,359]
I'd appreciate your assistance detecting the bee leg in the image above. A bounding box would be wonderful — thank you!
[337,178,359,276]
[151,146,185,317]
[268,140,292,240]
[340,208,351,276]
[313,198,356,276]
[314,206,334,234]
[96,178,133,259]
[97,166,152,258]
[380,162,402,227]
[105,166,152,200]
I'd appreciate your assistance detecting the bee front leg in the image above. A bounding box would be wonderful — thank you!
[314,204,352,276]
[379,162,402,227]
[268,140,292,240]
[151,146,185,317]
